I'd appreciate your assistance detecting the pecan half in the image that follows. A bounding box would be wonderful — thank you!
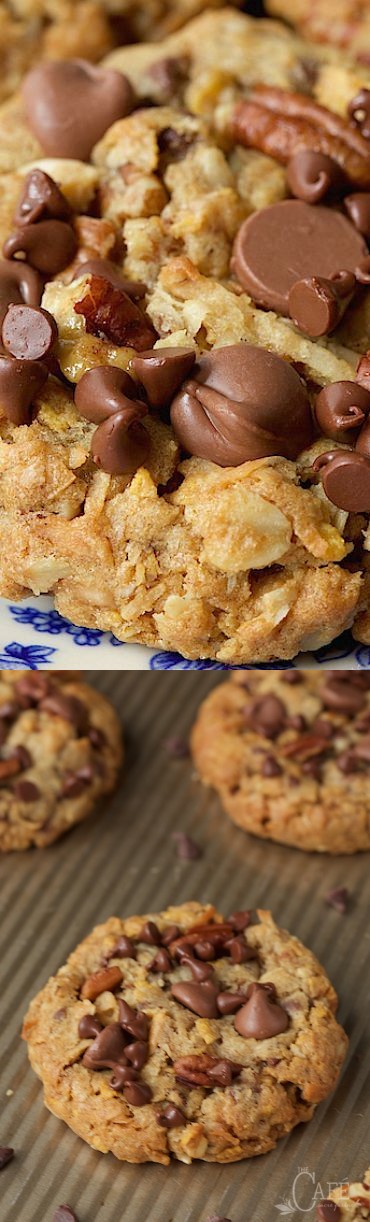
[81,965,123,1001]
[173,1054,242,1089]
[282,732,331,760]
[74,275,157,351]
[231,86,370,189]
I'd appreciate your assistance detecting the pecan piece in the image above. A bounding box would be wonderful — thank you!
[282,732,330,760]
[231,86,370,189]
[74,275,157,351]
[173,1054,242,1089]
[81,965,123,1001]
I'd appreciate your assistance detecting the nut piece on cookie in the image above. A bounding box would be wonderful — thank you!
[191,670,370,853]
[0,671,123,851]
[22,902,347,1164]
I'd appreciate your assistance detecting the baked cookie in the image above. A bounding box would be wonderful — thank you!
[1,9,370,661]
[317,1171,370,1220]
[191,670,370,853]
[0,670,123,850]
[266,0,370,66]
[22,901,347,1165]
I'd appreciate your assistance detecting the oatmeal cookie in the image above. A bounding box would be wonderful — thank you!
[266,0,370,67]
[0,670,123,851]
[22,901,347,1165]
[191,670,370,853]
[316,1171,370,1220]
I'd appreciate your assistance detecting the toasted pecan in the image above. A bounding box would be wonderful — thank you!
[231,86,370,189]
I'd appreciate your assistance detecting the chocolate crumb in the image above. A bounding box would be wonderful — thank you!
[0,1147,14,1170]
[172,831,202,859]
[325,887,350,914]
[163,735,189,758]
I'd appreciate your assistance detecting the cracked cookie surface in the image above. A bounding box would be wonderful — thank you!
[0,670,123,850]
[191,670,370,853]
[22,901,347,1165]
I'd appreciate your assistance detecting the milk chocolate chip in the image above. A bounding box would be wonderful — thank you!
[22,59,136,161]
[314,449,370,511]
[0,353,47,425]
[234,982,289,1040]
[171,979,219,1018]
[344,192,370,237]
[170,343,312,465]
[3,220,76,276]
[91,409,150,475]
[14,169,71,227]
[231,200,367,314]
[2,304,57,362]
[314,381,370,442]
[131,347,196,410]
[287,150,346,203]
[356,418,370,458]
[0,260,42,327]
[289,270,356,338]
[75,365,142,425]
[348,88,370,139]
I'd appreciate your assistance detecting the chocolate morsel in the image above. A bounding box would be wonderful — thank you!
[314,449,370,511]
[288,270,356,338]
[170,343,312,465]
[314,380,370,442]
[2,304,58,361]
[131,347,196,409]
[22,59,136,161]
[0,353,47,425]
[91,410,150,475]
[3,220,77,276]
[14,170,71,227]
[287,150,346,203]
[75,365,142,425]
[0,259,42,327]
[231,200,367,314]
[344,192,370,237]
[234,982,289,1040]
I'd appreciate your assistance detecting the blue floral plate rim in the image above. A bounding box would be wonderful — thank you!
[0,595,368,670]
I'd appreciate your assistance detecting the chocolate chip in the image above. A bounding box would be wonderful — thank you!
[15,673,51,706]
[22,59,136,161]
[289,270,356,338]
[0,1147,14,1170]
[149,949,172,973]
[171,979,219,1018]
[88,726,106,750]
[225,936,256,964]
[4,220,77,277]
[60,768,93,799]
[325,887,350,914]
[13,780,40,802]
[314,381,370,443]
[109,1065,138,1091]
[125,1041,148,1070]
[312,719,334,739]
[336,749,359,774]
[161,924,180,946]
[234,982,289,1040]
[322,675,367,714]
[227,910,251,931]
[281,672,303,684]
[149,56,189,101]
[314,449,370,512]
[0,353,47,425]
[231,201,366,316]
[172,831,202,860]
[163,735,189,758]
[108,936,136,960]
[74,364,142,426]
[2,304,58,362]
[245,694,287,740]
[82,1021,127,1069]
[348,88,370,138]
[0,259,42,327]
[91,410,150,476]
[78,1014,103,1039]
[138,921,161,945]
[118,1000,149,1041]
[40,691,88,731]
[170,343,312,465]
[53,1208,78,1222]
[14,170,71,228]
[157,127,193,161]
[131,347,195,410]
[181,955,215,982]
[316,1202,342,1221]
[287,149,346,204]
[157,1103,186,1128]
[123,1081,152,1107]
[345,191,370,238]
[262,755,282,778]
[0,702,17,721]
[216,991,247,1015]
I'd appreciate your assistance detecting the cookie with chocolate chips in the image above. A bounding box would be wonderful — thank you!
[192,671,370,853]
[0,671,123,851]
[316,1168,370,1220]
[22,901,347,1164]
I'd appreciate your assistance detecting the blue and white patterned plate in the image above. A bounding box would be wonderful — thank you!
[0,595,368,670]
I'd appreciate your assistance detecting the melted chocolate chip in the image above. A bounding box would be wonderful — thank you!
[15,170,71,228]
[234,982,289,1040]
[131,347,195,410]
[138,921,161,946]
[287,150,346,203]
[170,343,312,464]
[40,691,87,731]
[2,304,57,362]
[22,59,136,161]
[228,910,251,931]
[216,991,246,1015]
[289,270,356,338]
[91,410,150,476]
[171,979,219,1018]
[82,1022,127,1069]
[75,365,142,425]
[108,936,136,960]
[262,755,282,777]
[244,694,286,739]
[123,1081,152,1107]
[4,221,76,276]
[78,1014,103,1039]
[13,780,40,802]
[0,353,47,425]
[119,1000,149,1041]
[149,949,172,973]
[157,1103,186,1128]
[0,259,42,327]
[314,449,370,512]
[322,675,367,714]
[314,381,370,443]
[125,1041,148,1070]
[231,201,366,314]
